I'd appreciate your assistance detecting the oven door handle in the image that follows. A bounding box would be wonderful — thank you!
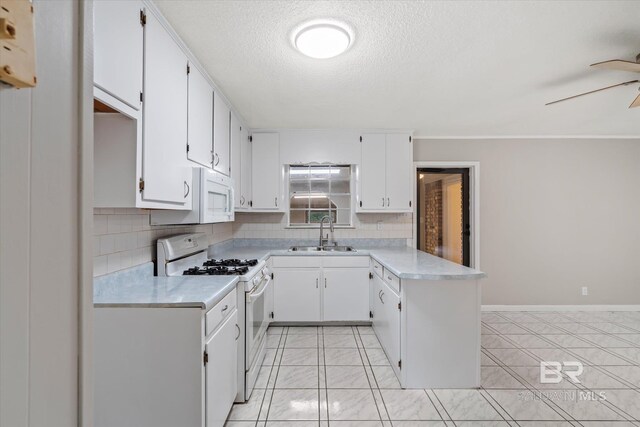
[247,277,271,303]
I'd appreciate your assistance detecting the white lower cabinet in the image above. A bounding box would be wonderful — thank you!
[271,257,369,322]
[94,287,240,427]
[323,268,369,321]
[273,269,321,322]
[372,273,401,376]
[206,310,239,427]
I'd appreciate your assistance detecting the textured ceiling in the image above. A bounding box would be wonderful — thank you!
[154,1,640,137]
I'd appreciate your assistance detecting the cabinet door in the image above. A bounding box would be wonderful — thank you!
[372,274,385,340]
[142,12,190,206]
[240,128,252,209]
[251,133,281,210]
[372,276,400,365]
[187,65,213,168]
[385,134,413,211]
[213,91,231,176]
[380,280,401,372]
[230,112,242,208]
[323,268,369,321]
[273,269,320,322]
[206,309,238,427]
[359,134,386,210]
[94,0,143,110]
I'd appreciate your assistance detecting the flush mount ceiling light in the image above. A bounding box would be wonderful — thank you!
[293,22,352,59]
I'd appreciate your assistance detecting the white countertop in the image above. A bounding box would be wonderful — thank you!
[209,243,485,281]
[93,263,239,310]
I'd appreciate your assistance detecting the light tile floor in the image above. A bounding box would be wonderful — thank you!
[227,311,640,426]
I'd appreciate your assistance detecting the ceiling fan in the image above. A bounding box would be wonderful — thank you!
[546,53,640,108]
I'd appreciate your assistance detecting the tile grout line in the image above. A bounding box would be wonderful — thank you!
[489,311,640,423]
[355,326,388,423]
[512,313,640,421]
[321,326,328,426]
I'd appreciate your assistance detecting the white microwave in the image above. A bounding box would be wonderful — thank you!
[150,168,234,225]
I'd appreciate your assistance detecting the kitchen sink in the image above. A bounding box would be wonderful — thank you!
[288,245,356,252]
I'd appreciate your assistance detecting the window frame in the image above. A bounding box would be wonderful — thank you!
[286,164,355,229]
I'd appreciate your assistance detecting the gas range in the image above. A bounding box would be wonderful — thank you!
[182,259,259,276]
[156,233,271,403]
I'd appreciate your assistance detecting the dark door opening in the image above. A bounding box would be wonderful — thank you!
[416,168,471,267]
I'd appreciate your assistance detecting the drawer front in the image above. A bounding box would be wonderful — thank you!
[322,256,370,268]
[371,259,383,278]
[271,256,322,268]
[206,289,237,335]
[382,268,400,294]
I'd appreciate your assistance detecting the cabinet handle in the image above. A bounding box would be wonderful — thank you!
[324,278,327,288]
[381,197,385,207]
[275,197,278,207]
[316,278,319,288]
[387,197,390,206]
[221,304,228,313]
[240,195,245,206]
[184,181,190,198]
[214,153,220,166]
[235,324,241,341]
[380,291,385,304]
[388,276,393,281]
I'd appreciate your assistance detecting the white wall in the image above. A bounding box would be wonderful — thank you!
[0,1,83,425]
[414,138,640,305]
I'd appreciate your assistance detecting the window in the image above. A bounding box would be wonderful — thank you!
[288,165,352,227]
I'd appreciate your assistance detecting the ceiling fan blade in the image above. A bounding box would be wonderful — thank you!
[591,60,640,73]
[630,92,640,108]
[545,80,639,106]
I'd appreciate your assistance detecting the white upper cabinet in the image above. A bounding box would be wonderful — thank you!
[240,127,252,209]
[230,112,242,208]
[358,133,412,213]
[213,91,231,176]
[359,134,387,210]
[279,130,361,165]
[187,64,214,168]
[94,1,143,110]
[142,11,191,207]
[385,133,413,211]
[251,133,282,210]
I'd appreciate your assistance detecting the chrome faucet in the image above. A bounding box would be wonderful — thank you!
[319,215,335,248]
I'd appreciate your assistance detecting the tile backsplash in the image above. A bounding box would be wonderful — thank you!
[232,212,413,242]
[94,209,413,277]
[93,208,232,277]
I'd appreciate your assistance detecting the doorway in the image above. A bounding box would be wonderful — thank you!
[416,168,471,266]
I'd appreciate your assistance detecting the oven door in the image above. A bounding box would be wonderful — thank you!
[245,273,271,370]
[199,169,234,223]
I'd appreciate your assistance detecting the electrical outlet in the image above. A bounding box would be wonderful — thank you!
[581,286,589,296]
[377,221,383,231]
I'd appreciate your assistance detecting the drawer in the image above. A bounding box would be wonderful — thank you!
[382,268,400,294]
[371,259,383,278]
[322,256,370,268]
[271,256,322,268]
[206,289,237,335]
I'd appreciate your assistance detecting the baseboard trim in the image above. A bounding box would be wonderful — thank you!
[482,305,640,312]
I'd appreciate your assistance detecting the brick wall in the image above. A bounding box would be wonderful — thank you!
[425,181,442,256]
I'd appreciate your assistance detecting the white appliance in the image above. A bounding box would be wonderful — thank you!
[156,233,271,402]
[151,168,234,225]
